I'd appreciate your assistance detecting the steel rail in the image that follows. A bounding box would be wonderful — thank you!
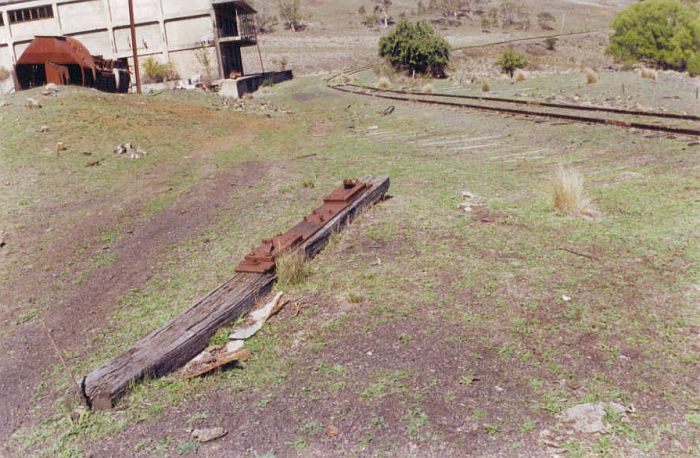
[331,84,700,137]
[345,84,700,122]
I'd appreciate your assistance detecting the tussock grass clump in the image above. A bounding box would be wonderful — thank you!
[275,248,309,286]
[551,168,596,217]
[421,83,434,93]
[585,68,599,84]
[639,67,657,81]
[514,69,528,81]
[339,73,352,84]
[377,76,392,89]
[481,79,491,92]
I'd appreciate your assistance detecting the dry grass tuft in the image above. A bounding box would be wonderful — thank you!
[377,76,392,89]
[514,69,528,82]
[0,67,10,81]
[339,73,351,84]
[275,248,309,286]
[639,67,657,81]
[481,79,491,92]
[585,68,599,84]
[421,83,434,93]
[551,167,596,217]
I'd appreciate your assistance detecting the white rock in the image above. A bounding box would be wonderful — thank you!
[564,402,625,434]
[191,427,227,443]
[562,295,572,302]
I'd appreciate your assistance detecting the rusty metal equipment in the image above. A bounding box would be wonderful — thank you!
[236,179,371,273]
[15,36,130,93]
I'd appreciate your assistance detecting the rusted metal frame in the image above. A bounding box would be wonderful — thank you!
[236,179,371,273]
[331,85,700,137]
[347,84,700,122]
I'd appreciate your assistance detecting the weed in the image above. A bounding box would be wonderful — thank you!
[514,69,528,82]
[347,292,364,303]
[340,73,352,84]
[470,409,486,420]
[422,83,434,93]
[293,436,308,450]
[458,370,477,386]
[585,68,599,84]
[143,58,179,83]
[275,248,308,287]
[377,76,392,89]
[402,406,429,437]
[520,418,535,432]
[639,67,658,81]
[177,440,201,455]
[484,423,501,435]
[298,419,325,436]
[481,79,491,92]
[550,167,595,217]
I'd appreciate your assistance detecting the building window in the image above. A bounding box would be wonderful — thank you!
[0,14,4,26]
[8,5,54,24]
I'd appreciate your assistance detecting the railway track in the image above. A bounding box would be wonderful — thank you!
[331,84,700,137]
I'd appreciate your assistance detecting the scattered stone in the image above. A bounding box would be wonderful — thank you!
[615,171,644,181]
[561,294,572,302]
[564,402,625,434]
[114,143,147,159]
[56,142,67,153]
[25,98,42,109]
[37,125,50,133]
[461,191,476,199]
[43,83,59,96]
[191,427,227,443]
[324,425,340,437]
[367,125,379,130]
[459,204,473,212]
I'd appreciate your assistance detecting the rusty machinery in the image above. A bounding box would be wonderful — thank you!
[236,179,371,273]
[14,36,131,93]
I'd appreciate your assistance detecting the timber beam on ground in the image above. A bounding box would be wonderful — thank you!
[80,175,390,410]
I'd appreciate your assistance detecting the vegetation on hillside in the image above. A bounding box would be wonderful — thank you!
[496,45,527,78]
[608,0,700,75]
[278,0,305,32]
[142,58,179,83]
[378,20,450,77]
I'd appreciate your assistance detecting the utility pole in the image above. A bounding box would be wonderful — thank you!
[128,0,142,94]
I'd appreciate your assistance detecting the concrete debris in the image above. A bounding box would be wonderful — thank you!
[114,143,147,159]
[25,98,42,109]
[229,292,285,340]
[191,427,227,443]
[43,83,59,96]
[564,402,625,433]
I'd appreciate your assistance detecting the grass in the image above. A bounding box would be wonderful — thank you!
[639,68,658,81]
[421,83,434,93]
[481,79,490,92]
[550,167,595,217]
[514,69,528,82]
[275,248,309,287]
[585,68,599,84]
[377,76,391,89]
[2,75,699,457]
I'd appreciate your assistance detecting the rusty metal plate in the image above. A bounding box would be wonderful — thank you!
[235,179,371,273]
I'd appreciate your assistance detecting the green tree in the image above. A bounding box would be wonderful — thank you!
[278,0,304,32]
[608,0,700,74]
[378,20,451,77]
[496,45,527,77]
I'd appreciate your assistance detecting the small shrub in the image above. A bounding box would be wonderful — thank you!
[143,57,179,83]
[514,69,528,81]
[339,73,352,84]
[276,248,308,286]
[585,68,599,84]
[377,76,392,89]
[639,67,657,81]
[421,82,434,93]
[271,56,288,71]
[278,0,305,32]
[378,20,451,77]
[0,67,10,81]
[551,167,595,217]
[537,12,556,30]
[481,79,490,92]
[544,37,558,51]
[497,45,527,78]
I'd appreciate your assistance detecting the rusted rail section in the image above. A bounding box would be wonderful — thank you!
[346,84,700,122]
[81,176,390,409]
[331,85,700,137]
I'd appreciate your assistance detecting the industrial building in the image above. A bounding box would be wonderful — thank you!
[0,0,264,92]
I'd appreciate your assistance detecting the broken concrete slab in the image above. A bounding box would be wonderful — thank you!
[191,427,227,443]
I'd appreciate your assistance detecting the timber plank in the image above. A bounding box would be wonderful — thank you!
[80,176,389,409]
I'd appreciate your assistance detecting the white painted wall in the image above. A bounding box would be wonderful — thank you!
[58,0,108,34]
[165,16,211,49]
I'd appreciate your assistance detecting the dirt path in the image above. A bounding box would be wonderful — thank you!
[0,161,264,445]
